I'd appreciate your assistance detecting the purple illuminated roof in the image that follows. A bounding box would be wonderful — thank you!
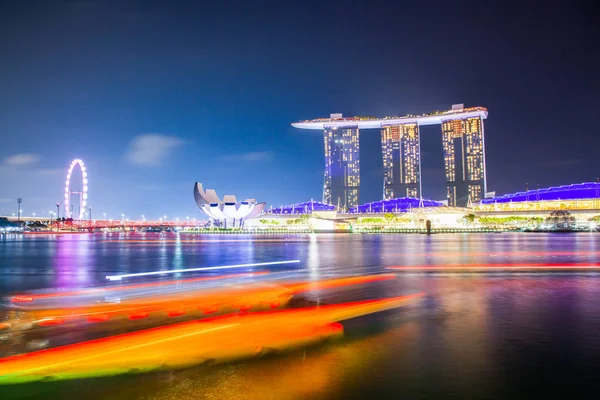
[480,182,600,204]
[269,200,336,215]
[347,197,443,214]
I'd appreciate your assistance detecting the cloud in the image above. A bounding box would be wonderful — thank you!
[39,168,64,176]
[126,134,185,167]
[2,153,39,166]
[220,151,272,162]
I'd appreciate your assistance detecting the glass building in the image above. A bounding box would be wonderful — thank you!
[381,123,420,199]
[441,116,486,207]
[323,125,360,210]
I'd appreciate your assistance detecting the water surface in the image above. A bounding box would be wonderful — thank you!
[1,232,599,399]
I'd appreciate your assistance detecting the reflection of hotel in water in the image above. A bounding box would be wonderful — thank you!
[292,104,488,208]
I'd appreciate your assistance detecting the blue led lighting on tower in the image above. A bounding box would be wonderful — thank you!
[323,121,360,210]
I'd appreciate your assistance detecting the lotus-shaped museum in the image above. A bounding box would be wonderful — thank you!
[193,182,265,228]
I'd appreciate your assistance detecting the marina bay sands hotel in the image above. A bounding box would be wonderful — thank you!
[292,104,488,209]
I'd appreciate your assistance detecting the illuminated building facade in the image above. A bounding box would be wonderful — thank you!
[323,124,360,210]
[293,105,488,208]
[441,117,486,206]
[268,200,336,215]
[381,123,420,199]
[193,182,265,228]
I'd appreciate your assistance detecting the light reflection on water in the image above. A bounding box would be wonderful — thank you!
[1,232,600,399]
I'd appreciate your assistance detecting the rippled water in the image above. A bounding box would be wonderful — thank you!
[1,232,600,399]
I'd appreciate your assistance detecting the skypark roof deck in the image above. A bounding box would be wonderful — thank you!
[292,106,488,130]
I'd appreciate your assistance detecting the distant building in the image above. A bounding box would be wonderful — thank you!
[475,182,600,218]
[381,123,420,199]
[323,119,360,210]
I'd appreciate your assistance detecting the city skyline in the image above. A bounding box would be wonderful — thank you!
[293,105,488,209]
[0,1,598,217]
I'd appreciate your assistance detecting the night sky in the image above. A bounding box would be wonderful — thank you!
[0,0,598,219]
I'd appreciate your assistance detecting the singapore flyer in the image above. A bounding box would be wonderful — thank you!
[64,159,88,219]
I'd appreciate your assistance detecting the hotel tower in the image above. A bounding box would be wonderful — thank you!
[292,104,487,208]
[323,122,360,210]
[442,117,486,207]
[381,123,421,200]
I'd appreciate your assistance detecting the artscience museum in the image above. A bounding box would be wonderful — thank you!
[193,182,265,228]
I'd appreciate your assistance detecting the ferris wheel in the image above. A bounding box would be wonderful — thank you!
[64,159,88,219]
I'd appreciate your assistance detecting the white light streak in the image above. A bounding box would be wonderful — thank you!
[105,260,301,281]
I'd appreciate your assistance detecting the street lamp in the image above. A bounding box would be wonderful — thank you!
[17,198,22,223]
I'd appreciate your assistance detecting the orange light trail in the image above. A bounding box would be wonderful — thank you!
[10,272,269,303]
[6,274,396,331]
[0,293,425,384]
[386,263,600,271]
[286,273,396,294]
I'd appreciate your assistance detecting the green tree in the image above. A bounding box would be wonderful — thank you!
[463,214,476,224]
[546,210,575,229]
[384,213,396,222]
